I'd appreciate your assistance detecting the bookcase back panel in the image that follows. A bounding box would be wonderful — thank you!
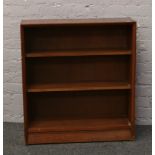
[27,56,130,84]
[24,25,132,52]
[28,90,129,120]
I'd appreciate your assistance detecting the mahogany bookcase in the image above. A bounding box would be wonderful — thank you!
[20,18,136,144]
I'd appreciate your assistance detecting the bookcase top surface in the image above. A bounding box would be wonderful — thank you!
[21,18,136,26]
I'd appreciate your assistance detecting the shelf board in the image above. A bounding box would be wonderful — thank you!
[21,18,136,26]
[27,82,131,93]
[26,50,131,58]
[28,117,130,133]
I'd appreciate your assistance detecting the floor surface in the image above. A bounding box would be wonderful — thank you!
[4,123,152,155]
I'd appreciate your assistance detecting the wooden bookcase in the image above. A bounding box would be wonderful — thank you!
[20,18,136,144]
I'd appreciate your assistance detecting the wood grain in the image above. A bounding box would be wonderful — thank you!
[21,18,135,26]
[28,118,130,133]
[26,50,131,57]
[27,82,131,92]
[21,18,136,144]
[28,128,134,144]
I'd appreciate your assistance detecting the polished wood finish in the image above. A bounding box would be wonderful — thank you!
[21,18,135,26]
[28,118,130,133]
[26,50,131,58]
[28,128,134,144]
[26,56,130,85]
[27,82,131,92]
[28,90,129,123]
[24,25,131,51]
[21,18,136,144]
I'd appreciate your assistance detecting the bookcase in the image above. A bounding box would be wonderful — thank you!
[20,18,136,144]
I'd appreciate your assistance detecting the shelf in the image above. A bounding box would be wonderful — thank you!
[27,82,131,93]
[21,19,136,144]
[26,50,131,58]
[28,117,130,133]
[21,18,135,26]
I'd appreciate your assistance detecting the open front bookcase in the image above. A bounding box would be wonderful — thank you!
[21,18,136,144]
